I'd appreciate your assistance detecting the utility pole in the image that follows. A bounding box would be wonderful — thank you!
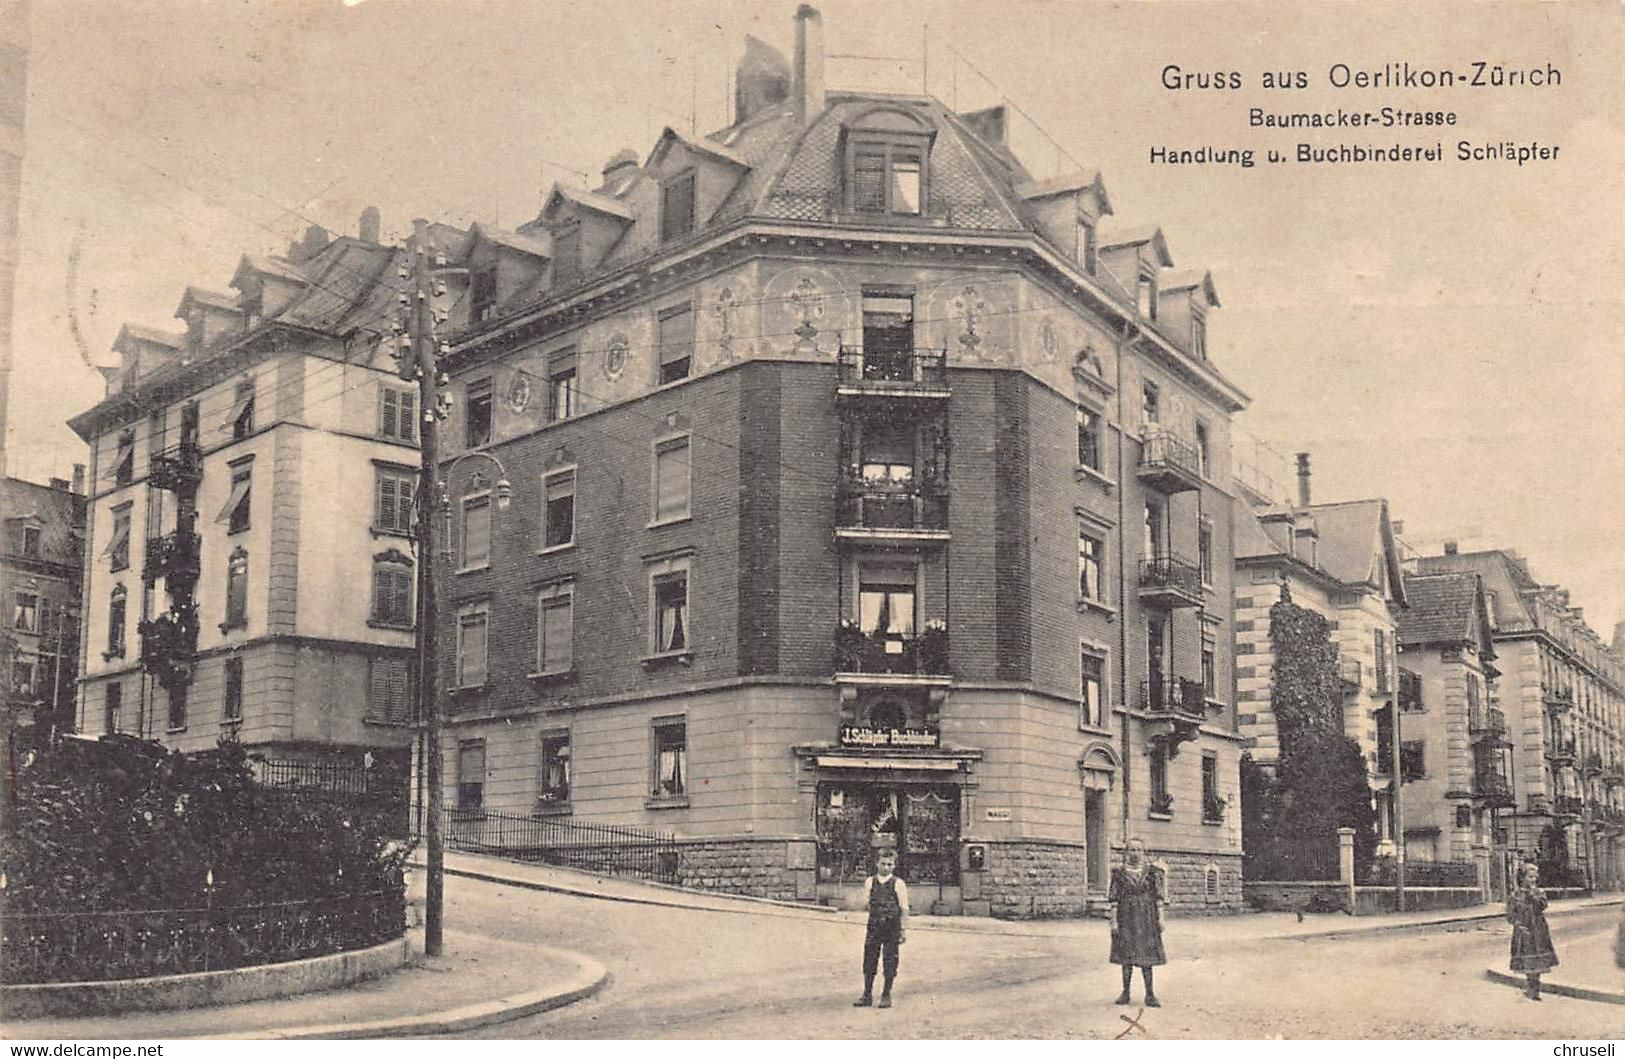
[407,218,445,957]
[1391,641,1405,913]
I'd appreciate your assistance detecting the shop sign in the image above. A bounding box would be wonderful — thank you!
[984,807,1012,821]
[839,725,940,749]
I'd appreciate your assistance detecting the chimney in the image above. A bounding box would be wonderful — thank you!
[1295,452,1311,507]
[49,477,69,492]
[288,224,331,264]
[72,463,85,495]
[358,207,381,244]
[601,149,640,183]
[958,105,1008,147]
[793,5,826,125]
[1443,539,1458,555]
[734,35,791,123]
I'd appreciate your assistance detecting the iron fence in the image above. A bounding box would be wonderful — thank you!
[1365,859,1479,888]
[0,889,404,985]
[439,806,680,883]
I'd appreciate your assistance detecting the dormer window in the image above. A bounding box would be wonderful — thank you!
[1077,217,1098,274]
[843,107,934,217]
[1137,271,1158,321]
[660,170,697,243]
[551,223,581,289]
[470,267,498,324]
[1191,312,1207,359]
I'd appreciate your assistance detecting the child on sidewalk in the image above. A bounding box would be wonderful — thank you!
[854,848,909,1009]
[1508,860,1558,1000]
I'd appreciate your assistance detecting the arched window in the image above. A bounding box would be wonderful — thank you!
[107,585,128,658]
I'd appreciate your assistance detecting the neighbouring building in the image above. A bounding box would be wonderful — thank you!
[2,471,86,737]
[1232,454,1409,853]
[67,213,425,778]
[429,6,1249,915]
[1412,546,1625,891]
[1394,569,1511,894]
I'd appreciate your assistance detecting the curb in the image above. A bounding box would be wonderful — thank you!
[1262,896,1625,942]
[1483,968,1625,1006]
[208,945,610,1039]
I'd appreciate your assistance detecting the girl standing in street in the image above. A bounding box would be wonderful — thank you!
[1109,837,1166,1007]
[1508,860,1558,1000]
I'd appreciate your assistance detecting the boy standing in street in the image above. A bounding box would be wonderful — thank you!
[854,847,909,1009]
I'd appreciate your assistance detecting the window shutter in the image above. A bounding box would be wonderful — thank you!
[377,475,397,530]
[399,390,416,442]
[380,388,398,437]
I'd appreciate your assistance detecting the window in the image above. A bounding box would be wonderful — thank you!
[107,586,127,658]
[1191,313,1207,359]
[114,430,135,486]
[457,740,486,811]
[1194,421,1211,477]
[1400,740,1426,783]
[180,402,200,449]
[548,349,577,422]
[1076,408,1101,471]
[21,523,40,557]
[465,380,493,447]
[657,304,694,384]
[859,563,916,649]
[1144,500,1164,560]
[12,591,37,632]
[11,656,33,699]
[1078,530,1104,604]
[470,267,498,324]
[456,603,489,688]
[539,731,570,804]
[104,682,121,734]
[1202,646,1217,699]
[229,380,255,440]
[652,436,691,523]
[543,468,576,550]
[1374,628,1389,691]
[1202,753,1221,821]
[660,170,697,243]
[652,717,687,797]
[1149,742,1170,812]
[536,580,574,675]
[461,493,492,569]
[1198,523,1214,586]
[374,467,416,535]
[1081,650,1106,729]
[371,556,414,627]
[218,464,252,535]
[367,656,414,725]
[223,656,243,722]
[224,547,249,629]
[848,139,924,215]
[1077,217,1097,273]
[1137,271,1158,320]
[1141,381,1160,424]
[167,684,187,731]
[106,505,132,571]
[861,291,915,379]
[651,569,689,655]
[379,386,417,442]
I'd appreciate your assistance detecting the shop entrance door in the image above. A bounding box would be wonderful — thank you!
[816,782,961,886]
[1085,789,1108,891]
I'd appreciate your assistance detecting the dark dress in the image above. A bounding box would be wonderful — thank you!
[1508,885,1558,973]
[1109,864,1166,967]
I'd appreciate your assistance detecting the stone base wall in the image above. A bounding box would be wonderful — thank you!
[1157,849,1245,915]
[672,838,816,902]
[965,840,1093,919]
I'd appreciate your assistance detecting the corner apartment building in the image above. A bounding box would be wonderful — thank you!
[1413,547,1625,890]
[1393,570,1511,891]
[2,472,86,736]
[1232,455,1410,852]
[429,6,1249,915]
[67,216,422,773]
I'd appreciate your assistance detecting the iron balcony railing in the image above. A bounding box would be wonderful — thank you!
[1136,428,1203,492]
[1584,752,1605,775]
[147,440,204,493]
[1469,705,1508,741]
[1369,749,1392,776]
[1543,685,1575,711]
[837,346,949,392]
[1398,669,1423,712]
[1548,735,1578,764]
[1555,795,1584,817]
[1137,554,1203,605]
[835,625,950,678]
[1138,678,1205,721]
[1474,768,1514,805]
[1605,764,1625,787]
[143,530,202,584]
[836,475,948,533]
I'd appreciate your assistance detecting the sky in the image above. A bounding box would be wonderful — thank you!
[7,0,1623,633]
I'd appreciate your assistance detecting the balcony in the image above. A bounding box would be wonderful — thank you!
[1473,769,1515,808]
[1554,795,1583,818]
[1605,764,1625,787]
[138,607,199,689]
[1469,706,1509,745]
[834,624,950,683]
[837,346,949,398]
[1137,555,1204,609]
[1338,657,1363,693]
[1543,685,1574,712]
[1135,428,1203,494]
[1138,678,1205,722]
[1368,751,1392,777]
[1548,736,1577,766]
[1584,752,1605,776]
[1398,669,1423,712]
[836,476,948,543]
[142,530,202,585]
[147,441,203,493]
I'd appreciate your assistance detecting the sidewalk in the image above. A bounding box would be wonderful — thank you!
[1,926,607,1041]
[1484,928,1625,1005]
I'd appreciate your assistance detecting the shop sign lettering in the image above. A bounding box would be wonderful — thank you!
[839,725,939,749]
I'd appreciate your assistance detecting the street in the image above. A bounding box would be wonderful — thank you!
[436,875,1625,1039]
